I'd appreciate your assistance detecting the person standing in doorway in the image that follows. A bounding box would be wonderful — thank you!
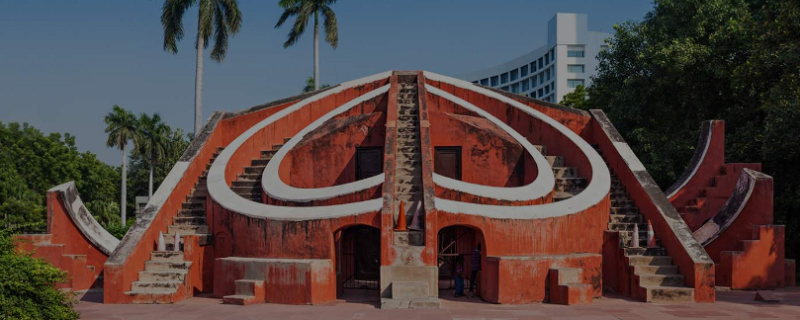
[470,243,481,297]
[454,255,465,297]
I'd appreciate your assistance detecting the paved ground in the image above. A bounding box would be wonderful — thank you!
[75,288,800,319]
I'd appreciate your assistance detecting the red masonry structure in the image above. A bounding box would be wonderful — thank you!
[19,70,787,307]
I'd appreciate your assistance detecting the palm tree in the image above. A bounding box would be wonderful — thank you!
[104,105,138,226]
[162,0,242,137]
[302,76,330,93]
[276,0,339,91]
[137,113,170,198]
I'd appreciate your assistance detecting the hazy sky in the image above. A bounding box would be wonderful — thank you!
[0,0,653,165]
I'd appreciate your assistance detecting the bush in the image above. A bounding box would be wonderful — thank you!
[0,226,79,320]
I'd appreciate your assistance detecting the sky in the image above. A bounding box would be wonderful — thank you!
[0,0,654,165]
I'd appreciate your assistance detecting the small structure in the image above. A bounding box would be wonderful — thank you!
[19,70,791,308]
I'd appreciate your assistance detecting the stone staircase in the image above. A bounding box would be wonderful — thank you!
[677,164,757,230]
[222,279,265,305]
[548,267,593,305]
[231,139,289,202]
[381,75,438,309]
[125,148,219,303]
[594,145,694,303]
[545,147,587,202]
[20,234,98,291]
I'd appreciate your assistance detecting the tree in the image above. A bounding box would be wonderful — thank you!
[104,105,138,226]
[0,225,79,320]
[276,0,339,91]
[162,0,242,137]
[301,76,330,93]
[136,113,170,197]
[560,85,589,110]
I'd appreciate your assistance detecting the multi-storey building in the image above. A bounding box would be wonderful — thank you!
[460,13,611,103]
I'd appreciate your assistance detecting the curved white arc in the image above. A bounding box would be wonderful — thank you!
[423,71,610,219]
[262,85,389,202]
[207,71,390,220]
[666,127,713,198]
[426,85,554,201]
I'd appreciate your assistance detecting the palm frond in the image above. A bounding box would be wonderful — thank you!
[275,6,301,28]
[283,3,314,48]
[161,0,197,54]
[321,5,338,49]
[219,0,242,33]
[210,1,229,61]
[104,105,138,151]
[198,0,215,49]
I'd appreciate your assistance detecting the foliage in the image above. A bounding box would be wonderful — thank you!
[127,126,191,215]
[275,0,339,49]
[0,225,79,320]
[161,0,242,62]
[588,0,800,258]
[302,76,331,93]
[136,113,170,196]
[559,85,590,110]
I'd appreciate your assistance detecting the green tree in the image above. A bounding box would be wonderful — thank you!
[302,76,330,93]
[162,0,242,137]
[127,126,191,218]
[588,0,800,263]
[276,0,339,91]
[560,85,589,110]
[104,105,138,226]
[136,113,170,198]
[0,226,79,320]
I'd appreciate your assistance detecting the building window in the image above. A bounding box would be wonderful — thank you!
[480,78,489,86]
[531,62,537,72]
[550,49,555,61]
[501,72,509,84]
[538,58,543,69]
[568,79,585,88]
[501,86,509,91]
[545,85,550,94]
[520,65,528,77]
[490,76,499,86]
[545,69,551,81]
[532,76,538,87]
[511,83,519,93]
[545,54,550,65]
[539,73,544,84]
[567,45,585,58]
[568,65,585,73]
[521,80,529,92]
[538,88,544,97]
[510,69,518,81]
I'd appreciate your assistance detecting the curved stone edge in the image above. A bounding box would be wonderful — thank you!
[260,85,389,202]
[47,181,120,256]
[590,109,715,302]
[666,121,717,198]
[426,85,555,201]
[207,71,391,220]
[693,168,768,246]
[423,71,610,219]
[106,111,224,265]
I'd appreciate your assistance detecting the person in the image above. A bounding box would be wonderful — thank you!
[454,255,465,297]
[470,243,481,297]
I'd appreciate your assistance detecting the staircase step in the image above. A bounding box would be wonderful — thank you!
[244,166,266,175]
[552,167,577,178]
[610,213,644,223]
[634,265,680,275]
[144,260,193,272]
[251,158,271,166]
[150,251,184,262]
[131,281,181,292]
[641,285,694,303]
[608,222,648,231]
[546,156,564,167]
[178,207,205,216]
[555,177,587,192]
[173,216,206,225]
[168,224,209,235]
[627,255,673,266]
[138,270,188,282]
[638,274,685,286]
[624,247,666,256]
[610,206,639,215]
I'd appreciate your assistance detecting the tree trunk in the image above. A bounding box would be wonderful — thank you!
[314,11,319,91]
[148,156,154,198]
[194,19,205,138]
[121,144,127,226]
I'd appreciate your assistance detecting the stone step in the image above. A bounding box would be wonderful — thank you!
[610,206,639,215]
[185,194,206,202]
[138,270,188,282]
[608,222,648,231]
[553,191,579,201]
[237,173,261,181]
[144,260,192,272]
[251,158,271,166]
[609,213,644,223]
[179,203,205,212]
[244,165,266,175]
[168,224,209,235]
[546,156,564,167]
[552,166,577,178]
[232,180,260,187]
[260,149,278,159]
[398,114,419,122]
[624,247,666,256]
[392,280,429,300]
[641,285,694,303]
[150,251,184,262]
[272,144,284,150]
[173,216,206,225]
[611,199,634,207]
[232,185,262,194]
[638,274,685,287]
[130,281,181,292]
[634,265,680,275]
[162,233,212,247]
[627,255,673,266]
[555,177,587,192]
[533,145,547,155]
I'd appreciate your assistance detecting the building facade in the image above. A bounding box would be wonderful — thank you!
[18,70,794,308]
[460,13,611,103]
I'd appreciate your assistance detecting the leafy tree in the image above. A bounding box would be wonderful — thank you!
[588,0,800,263]
[560,85,590,110]
[127,126,191,217]
[136,113,170,197]
[302,76,330,93]
[276,0,339,91]
[162,0,242,137]
[104,105,138,226]
[0,225,79,320]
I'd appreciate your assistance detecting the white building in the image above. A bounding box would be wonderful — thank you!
[460,13,611,103]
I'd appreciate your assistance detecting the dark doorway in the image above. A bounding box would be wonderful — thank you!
[437,226,482,291]
[356,147,383,180]
[336,225,380,294]
[434,147,462,180]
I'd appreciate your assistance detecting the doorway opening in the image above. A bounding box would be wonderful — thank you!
[335,225,380,300]
[437,225,484,299]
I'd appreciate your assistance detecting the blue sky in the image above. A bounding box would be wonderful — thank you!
[0,0,653,165]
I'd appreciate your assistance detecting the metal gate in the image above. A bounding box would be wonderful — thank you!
[338,226,380,290]
[437,226,476,290]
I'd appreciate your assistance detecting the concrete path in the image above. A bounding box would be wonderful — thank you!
[75,288,800,319]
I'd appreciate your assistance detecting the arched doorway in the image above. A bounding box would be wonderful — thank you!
[335,225,380,299]
[437,225,485,299]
